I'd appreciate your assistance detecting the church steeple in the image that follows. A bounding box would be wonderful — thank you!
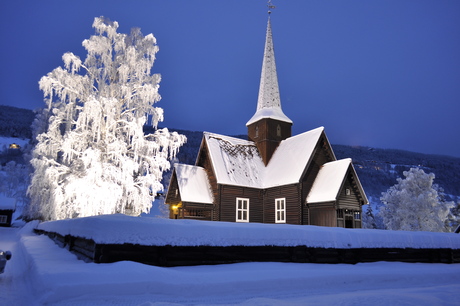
[246,16,292,127]
[247,10,292,165]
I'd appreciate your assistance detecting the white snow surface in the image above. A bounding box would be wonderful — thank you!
[307,158,354,203]
[1,221,460,305]
[201,127,343,189]
[246,107,293,126]
[0,194,16,210]
[174,164,213,204]
[36,214,460,249]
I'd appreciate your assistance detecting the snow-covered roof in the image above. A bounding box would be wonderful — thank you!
[265,127,326,187]
[203,127,327,188]
[246,107,292,126]
[0,194,16,210]
[174,164,213,204]
[306,159,352,203]
[306,158,368,204]
[204,132,265,188]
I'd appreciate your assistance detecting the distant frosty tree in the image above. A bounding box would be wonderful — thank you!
[27,17,186,221]
[362,205,377,229]
[379,168,453,232]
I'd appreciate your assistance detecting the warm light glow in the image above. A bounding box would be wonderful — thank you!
[171,203,182,215]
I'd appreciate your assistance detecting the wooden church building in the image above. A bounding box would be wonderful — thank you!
[165,15,368,228]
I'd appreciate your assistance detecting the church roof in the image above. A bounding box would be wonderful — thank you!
[202,127,326,189]
[306,159,368,204]
[246,17,292,126]
[203,132,265,188]
[173,164,214,204]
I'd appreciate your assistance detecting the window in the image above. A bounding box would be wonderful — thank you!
[275,198,286,223]
[0,215,7,224]
[354,211,361,220]
[255,126,259,138]
[337,209,344,219]
[276,124,281,137]
[345,188,351,196]
[236,198,249,222]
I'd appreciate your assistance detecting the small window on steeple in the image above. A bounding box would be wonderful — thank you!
[255,125,259,138]
[276,124,281,137]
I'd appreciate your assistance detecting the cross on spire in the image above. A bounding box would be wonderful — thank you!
[267,0,276,15]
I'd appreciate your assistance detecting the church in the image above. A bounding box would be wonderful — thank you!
[165,14,368,228]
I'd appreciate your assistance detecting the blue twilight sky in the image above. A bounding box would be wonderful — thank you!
[1,0,459,157]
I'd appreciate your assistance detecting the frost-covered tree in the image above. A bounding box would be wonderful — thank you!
[362,205,377,229]
[27,17,186,221]
[379,168,453,232]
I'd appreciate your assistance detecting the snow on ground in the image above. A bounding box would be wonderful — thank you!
[1,221,460,305]
[37,214,460,249]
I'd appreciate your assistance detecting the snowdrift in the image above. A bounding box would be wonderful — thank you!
[37,214,460,249]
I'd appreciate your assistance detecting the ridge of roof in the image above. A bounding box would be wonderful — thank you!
[203,127,325,189]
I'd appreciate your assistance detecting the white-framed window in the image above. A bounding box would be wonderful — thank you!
[345,188,351,196]
[236,198,249,222]
[275,198,286,223]
[0,215,7,224]
[354,211,361,220]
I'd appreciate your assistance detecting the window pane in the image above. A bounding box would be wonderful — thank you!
[281,211,285,220]
[243,211,247,220]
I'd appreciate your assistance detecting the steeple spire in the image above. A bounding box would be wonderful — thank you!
[246,13,292,126]
[246,6,293,166]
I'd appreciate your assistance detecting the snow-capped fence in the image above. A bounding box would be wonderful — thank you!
[33,214,460,266]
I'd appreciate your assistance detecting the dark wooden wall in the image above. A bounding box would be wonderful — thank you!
[36,229,460,267]
[247,118,292,165]
[219,185,263,223]
[264,184,301,224]
[310,205,336,227]
[196,141,219,221]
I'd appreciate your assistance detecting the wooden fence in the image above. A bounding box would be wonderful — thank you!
[35,229,460,267]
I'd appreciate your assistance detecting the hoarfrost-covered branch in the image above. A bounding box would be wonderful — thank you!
[26,17,186,221]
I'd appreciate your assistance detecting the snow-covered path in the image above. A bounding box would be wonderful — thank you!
[0,227,37,305]
[1,223,460,305]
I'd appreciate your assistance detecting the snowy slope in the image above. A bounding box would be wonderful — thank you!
[1,223,460,305]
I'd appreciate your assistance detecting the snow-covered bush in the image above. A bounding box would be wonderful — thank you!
[379,168,453,232]
[27,17,186,221]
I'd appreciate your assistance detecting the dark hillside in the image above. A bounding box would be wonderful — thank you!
[0,105,35,139]
[2,105,459,204]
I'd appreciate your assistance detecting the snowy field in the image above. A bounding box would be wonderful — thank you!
[1,221,460,305]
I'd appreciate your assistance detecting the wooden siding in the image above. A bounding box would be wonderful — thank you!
[337,172,362,211]
[264,184,301,224]
[300,134,335,225]
[310,205,336,227]
[247,118,292,165]
[181,202,213,221]
[165,171,181,205]
[219,185,263,223]
[196,140,219,221]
